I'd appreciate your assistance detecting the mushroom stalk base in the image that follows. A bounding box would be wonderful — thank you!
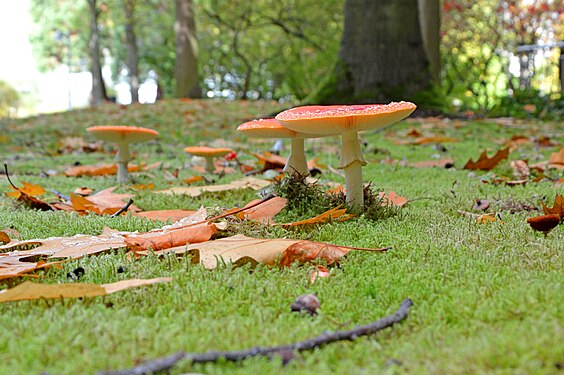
[115,141,131,183]
[204,156,216,174]
[284,138,309,177]
[344,160,364,212]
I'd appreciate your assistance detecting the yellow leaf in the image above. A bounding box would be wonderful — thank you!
[0,277,172,303]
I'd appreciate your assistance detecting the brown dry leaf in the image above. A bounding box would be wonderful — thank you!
[156,177,270,197]
[378,191,408,207]
[406,128,422,137]
[133,209,196,222]
[87,187,140,213]
[309,265,331,284]
[503,135,531,150]
[542,193,564,218]
[549,148,564,168]
[510,160,530,179]
[74,187,93,196]
[156,234,390,270]
[279,241,390,267]
[277,206,354,227]
[408,159,455,168]
[463,147,510,171]
[124,222,217,252]
[251,151,287,170]
[0,231,11,245]
[236,196,287,223]
[0,233,127,279]
[0,277,172,303]
[396,136,460,145]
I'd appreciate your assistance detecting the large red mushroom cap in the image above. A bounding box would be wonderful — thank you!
[275,102,416,135]
[87,125,159,143]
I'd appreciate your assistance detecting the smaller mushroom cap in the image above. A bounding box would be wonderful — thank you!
[184,146,234,157]
[237,118,297,138]
[87,125,158,143]
[275,102,417,135]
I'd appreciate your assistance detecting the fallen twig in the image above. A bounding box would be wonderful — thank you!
[97,298,413,375]
[110,199,135,218]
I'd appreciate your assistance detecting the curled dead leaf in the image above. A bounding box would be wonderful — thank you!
[463,148,510,171]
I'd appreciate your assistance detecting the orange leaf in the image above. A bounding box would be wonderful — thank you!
[0,231,10,245]
[124,222,217,252]
[183,176,204,184]
[6,181,45,198]
[463,147,510,171]
[236,197,288,223]
[541,193,564,218]
[280,241,390,267]
[378,191,408,207]
[278,206,354,227]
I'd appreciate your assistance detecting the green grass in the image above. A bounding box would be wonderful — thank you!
[0,100,562,374]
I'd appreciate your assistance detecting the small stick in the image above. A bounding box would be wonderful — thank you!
[97,298,413,375]
[110,199,134,218]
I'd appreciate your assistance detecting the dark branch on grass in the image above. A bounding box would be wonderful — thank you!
[110,199,134,218]
[97,298,413,375]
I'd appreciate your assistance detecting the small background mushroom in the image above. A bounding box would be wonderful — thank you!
[87,125,159,183]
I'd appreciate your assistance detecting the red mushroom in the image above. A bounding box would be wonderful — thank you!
[237,118,326,177]
[276,102,416,211]
[87,125,158,183]
[184,146,234,174]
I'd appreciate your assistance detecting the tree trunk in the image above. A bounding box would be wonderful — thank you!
[125,0,140,103]
[88,0,106,105]
[418,0,440,82]
[311,0,432,104]
[174,0,200,98]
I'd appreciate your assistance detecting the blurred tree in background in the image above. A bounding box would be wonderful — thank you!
[27,0,563,116]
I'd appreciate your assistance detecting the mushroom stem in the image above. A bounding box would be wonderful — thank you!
[115,141,131,183]
[284,138,309,177]
[204,156,215,174]
[344,161,364,211]
[339,131,366,212]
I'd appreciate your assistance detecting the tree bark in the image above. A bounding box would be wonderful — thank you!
[418,0,440,82]
[174,0,200,98]
[88,0,107,105]
[124,0,139,103]
[311,0,432,104]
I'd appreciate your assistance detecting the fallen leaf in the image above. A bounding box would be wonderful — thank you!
[74,187,93,196]
[251,151,288,170]
[124,222,217,252]
[0,233,127,279]
[309,265,331,284]
[541,193,564,218]
[6,181,46,198]
[67,187,140,215]
[510,160,530,179]
[277,206,354,227]
[463,147,510,171]
[131,183,155,190]
[236,196,288,223]
[5,180,54,211]
[457,210,499,223]
[152,234,389,270]
[133,209,197,222]
[549,148,564,168]
[0,231,10,245]
[396,136,460,145]
[527,214,560,236]
[156,177,271,197]
[64,162,160,177]
[279,241,390,267]
[378,191,408,207]
[183,176,205,184]
[0,277,172,303]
